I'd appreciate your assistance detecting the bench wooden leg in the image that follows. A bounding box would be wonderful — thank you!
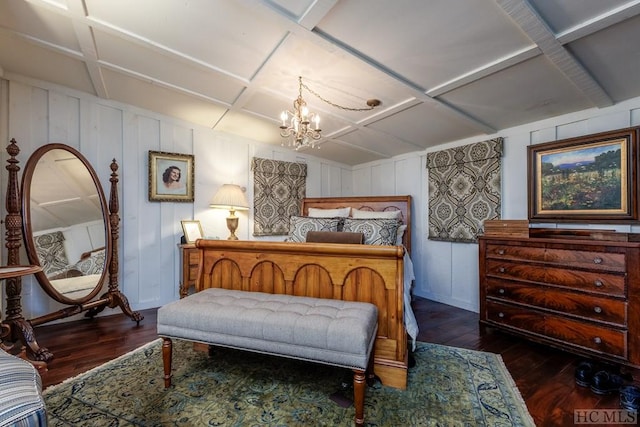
[352,369,366,427]
[162,337,173,388]
[366,342,376,387]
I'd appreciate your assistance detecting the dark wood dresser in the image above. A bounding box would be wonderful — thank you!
[479,232,640,367]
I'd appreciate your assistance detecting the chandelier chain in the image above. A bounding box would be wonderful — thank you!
[300,81,376,112]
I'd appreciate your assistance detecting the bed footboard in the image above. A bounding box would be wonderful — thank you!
[195,239,409,389]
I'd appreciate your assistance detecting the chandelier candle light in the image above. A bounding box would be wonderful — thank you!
[279,76,380,150]
[209,184,249,240]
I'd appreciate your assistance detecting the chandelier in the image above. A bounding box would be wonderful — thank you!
[279,76,380,150]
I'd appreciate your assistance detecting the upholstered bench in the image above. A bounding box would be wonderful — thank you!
[157,288,378,426]
[0,349,47,426]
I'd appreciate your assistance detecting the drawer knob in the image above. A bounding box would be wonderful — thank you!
[499,267,505,273]
[594,280,603,288]
[594,306,602,314]
[498,312,505,318]
[498,288,505,294]
[593,337,602,345]
[498,249,505,255]
[593,257,603,264]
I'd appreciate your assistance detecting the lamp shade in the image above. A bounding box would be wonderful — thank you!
[209,184,249,210]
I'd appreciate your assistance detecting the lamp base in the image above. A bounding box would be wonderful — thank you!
[226,214,239,240]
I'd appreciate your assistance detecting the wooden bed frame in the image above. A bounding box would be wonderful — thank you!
[195,195,412,389]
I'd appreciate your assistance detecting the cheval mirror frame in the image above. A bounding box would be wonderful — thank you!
[3,139,142,363]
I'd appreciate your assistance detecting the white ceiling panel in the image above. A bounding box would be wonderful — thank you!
[94,29,246,104]
[102,69,228,128]
[0,32,94,94]
[566,14,640,103]
[315,0,533,90]
[367,103,485,150]
[85,0,287,80]
[0,0,80,51]
[440,55,594,130]
[306,140,387,165]
[529,0,633,33]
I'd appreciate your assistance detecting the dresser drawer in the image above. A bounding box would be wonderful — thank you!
[545,248,626,272]
[545,315,626,358]
[486,300,545,334]
[486,260,546,282]
[486,300,627,358]
[485,243,626,273]
[544,266,625,296]
[486,279,627,325]
[485,244,545,262]
[486,260,626,297]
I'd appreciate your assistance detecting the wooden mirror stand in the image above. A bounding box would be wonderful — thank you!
[2,139,143,364]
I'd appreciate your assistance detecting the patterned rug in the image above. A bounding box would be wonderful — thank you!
[43,339,535,426]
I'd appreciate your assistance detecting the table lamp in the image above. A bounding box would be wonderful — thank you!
[209,184,249,240]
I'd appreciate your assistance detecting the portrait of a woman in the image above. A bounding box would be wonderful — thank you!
[149,151,194,202]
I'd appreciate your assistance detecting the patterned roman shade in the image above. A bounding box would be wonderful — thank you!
[426,138,503,243]
[251,158,307,236]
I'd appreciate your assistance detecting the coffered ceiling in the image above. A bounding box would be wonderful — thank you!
[1,0,640,165]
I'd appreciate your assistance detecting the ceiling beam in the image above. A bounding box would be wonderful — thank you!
[497,0,613,109]
[66,0,108,99]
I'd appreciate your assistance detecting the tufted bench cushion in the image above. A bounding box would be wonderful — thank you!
[157,288,378,426]
[0,349,47,427]
[157,288,378,370]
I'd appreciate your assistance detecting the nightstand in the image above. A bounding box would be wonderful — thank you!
[178,244,200,298]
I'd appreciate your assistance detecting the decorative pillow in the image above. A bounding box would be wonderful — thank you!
[73,248,106,276]
[288,216,342,243]
[342,218,401,246]
[351,208,402,220]
[34,231,69,276]
[307,207,351,218]
[48,268,84,280]
[305,231,364,244]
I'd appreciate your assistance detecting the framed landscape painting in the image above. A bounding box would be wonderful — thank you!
[528,127,640,223]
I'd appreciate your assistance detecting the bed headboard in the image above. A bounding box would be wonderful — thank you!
[301,195,412,255]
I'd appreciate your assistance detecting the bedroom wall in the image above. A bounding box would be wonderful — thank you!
[0,74,353,321]
[3,72,640,320]
[352,96,640,312]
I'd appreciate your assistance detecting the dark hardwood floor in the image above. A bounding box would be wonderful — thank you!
[28,297,639,426]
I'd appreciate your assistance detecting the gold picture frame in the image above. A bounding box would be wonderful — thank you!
[528,126,640,223]
[149,150,194,202]
[181,220,203,243]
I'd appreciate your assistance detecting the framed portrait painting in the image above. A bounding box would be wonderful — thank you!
[149,151,194,202]
[528,126,640,223]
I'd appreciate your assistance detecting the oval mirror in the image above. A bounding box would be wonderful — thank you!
[21,144,111,305]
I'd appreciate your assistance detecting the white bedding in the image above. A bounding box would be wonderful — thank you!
[50,274,101,296]
[403,249,419,351]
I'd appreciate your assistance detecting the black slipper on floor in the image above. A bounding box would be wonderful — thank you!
[575,360,598,388]
[591,370,626,395]
[620,385,640,412]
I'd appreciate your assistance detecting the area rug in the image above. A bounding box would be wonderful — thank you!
[43,339,535,426]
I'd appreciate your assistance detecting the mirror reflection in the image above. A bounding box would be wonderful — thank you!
[27,148,106,300]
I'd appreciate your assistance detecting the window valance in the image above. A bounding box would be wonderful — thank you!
[426,138,503,243]
[251,158,307,236]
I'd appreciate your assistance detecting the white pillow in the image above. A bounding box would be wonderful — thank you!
[351,208,402,220]
[308,207,351,218]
